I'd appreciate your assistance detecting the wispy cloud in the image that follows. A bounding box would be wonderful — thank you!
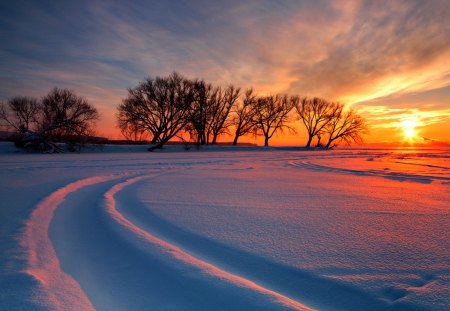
[0,0,449,141]
[357,106,450,129]
[289,1,450,103]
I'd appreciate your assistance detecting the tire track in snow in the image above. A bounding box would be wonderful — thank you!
[110,171,407,311]
[289,160,450,184]
[104,175,316,311]
[21,174,126,310]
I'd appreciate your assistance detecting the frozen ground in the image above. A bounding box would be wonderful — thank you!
[0,142,448,310]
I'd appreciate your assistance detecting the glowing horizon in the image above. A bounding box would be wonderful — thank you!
[1,1,449,145]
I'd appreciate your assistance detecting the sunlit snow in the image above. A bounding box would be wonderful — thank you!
[0,143,448,310]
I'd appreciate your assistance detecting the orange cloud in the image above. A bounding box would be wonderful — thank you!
[1,0,449,144]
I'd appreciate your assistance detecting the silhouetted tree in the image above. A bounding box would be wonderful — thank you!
[231,89,258,146]
[117,72,195,151]
[208,85,240,144]
[38,88,99,141]
[186,80,217,145]
[119,121,149,143]
[323,103,366,149]
[253,94,297,147]
[186,82,240,145]
[1,89,99,152]
[0,97,39,133]
[295,97,333,148]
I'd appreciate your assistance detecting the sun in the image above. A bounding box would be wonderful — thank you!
[401,119,418,140]
[404,127,415,138]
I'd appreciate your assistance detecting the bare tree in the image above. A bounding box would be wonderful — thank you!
[38,88,99,141]
[186,80,217,145]
[186,82,240,146]
[323,103,367,149]
[1,89,99,152]
[207,85,240,144]
[119,121,149,143]
[0,97,39,133]
[295,97,334,148]
[117,72,195,151]
[253,94,297,147]
[231,89,257,146]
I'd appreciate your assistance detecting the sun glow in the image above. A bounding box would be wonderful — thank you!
[404,126,415,138]
[401,119,418,140]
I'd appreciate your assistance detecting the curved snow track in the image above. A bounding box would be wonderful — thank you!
[11,149,448,310]
[288,160,450,184]
[22,171,315,310]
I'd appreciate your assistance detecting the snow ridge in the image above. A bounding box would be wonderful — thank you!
[103,175,316,311]
[21,175,121,310]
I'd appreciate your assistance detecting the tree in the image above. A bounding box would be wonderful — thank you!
[1,89,99,152]
[231,89,258,146]
[253,94,297,147]
[207,85,240,144]
[0,97,39,133]
[186,80,216,145]
[38,88,99,141]
[117,72,195,151]
[323,103,367,149]
[295,97,333,148]
[119,121,149,143]
[187,82,240,146]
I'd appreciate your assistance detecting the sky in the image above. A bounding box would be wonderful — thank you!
[1,0,449,145]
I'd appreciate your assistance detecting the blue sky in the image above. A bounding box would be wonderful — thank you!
[1,0,449,142]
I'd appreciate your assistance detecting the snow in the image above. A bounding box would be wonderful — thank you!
[0,142,448,310]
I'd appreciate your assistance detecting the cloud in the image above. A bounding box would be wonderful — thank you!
[1,0,449,141]
[3,0,448,100]
[357,105,450,129]
[289,0,450,103]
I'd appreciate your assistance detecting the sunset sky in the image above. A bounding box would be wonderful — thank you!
[1,0,449,145]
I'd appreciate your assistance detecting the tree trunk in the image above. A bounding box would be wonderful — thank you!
[148,137,169,151]
[264,136,269,147]
[305,135,312,148]
[211,133,218,144]
[232,134,239,146]
[201,132,206,145]
[148,142,163,151]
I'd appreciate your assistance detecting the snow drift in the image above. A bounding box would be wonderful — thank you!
[0,143,448,310]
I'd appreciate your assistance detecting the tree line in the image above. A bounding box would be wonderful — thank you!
[118,72,366,151]
[0,72,366,152]
[0,88,99,152]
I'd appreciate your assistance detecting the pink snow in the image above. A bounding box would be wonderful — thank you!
[0,142,448,310]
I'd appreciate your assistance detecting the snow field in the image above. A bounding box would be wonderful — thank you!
[0,144,448,310]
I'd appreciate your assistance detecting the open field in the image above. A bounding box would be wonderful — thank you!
[1,144,449,310]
